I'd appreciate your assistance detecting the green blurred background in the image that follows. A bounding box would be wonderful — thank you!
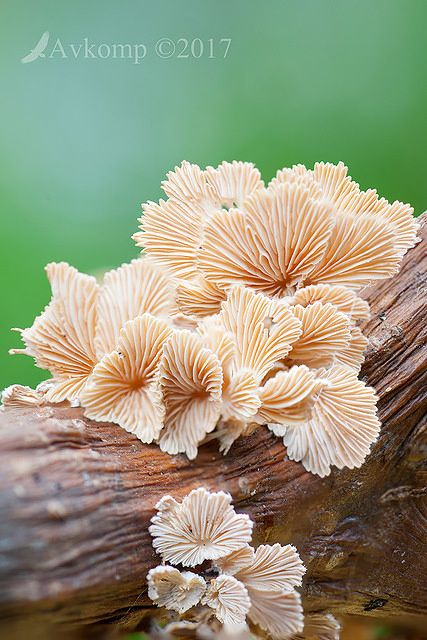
[1,0,426,390]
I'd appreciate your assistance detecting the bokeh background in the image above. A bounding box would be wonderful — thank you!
[1,0,426,391]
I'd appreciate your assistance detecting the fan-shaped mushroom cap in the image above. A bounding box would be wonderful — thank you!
[81,314,174,442]
[95,258,175,358]
[363,197,420,257]
[205,161,264,209]
[134,161,264,283]
[197,316,261,423]
[273,161,419,258]
[310,161,360,208]
[1,384,44,408]
[157,331,223,459]
[256,366,316,426]
[221,369,261,422]
[311,161,419,257]
[305,211,401,289]
[269,164,322,198]
[292,612,340,640]
[147,565,206,614]
[214,545,255,575]
[202,574,251,627]
[176,277,227,317]
[271,161,419,285]
[218,288,302,383]
[199,182,335,296]
[197,316,236,373]
[283,365,381,477]
[292,284,370,322]
[10,262,99,402]
[247,586,304,639]
[149,488,253,567]
[162,160,220,214]
[274,162,358,212]
[334,326,369,371]
[285,302,351,368]
[234,543,305,592]
[134,197,205,280]
[162,160,264,213]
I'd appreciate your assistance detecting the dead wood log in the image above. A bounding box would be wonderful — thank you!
[0,215,426,640]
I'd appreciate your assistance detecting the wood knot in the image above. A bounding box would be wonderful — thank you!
[363,597,388,611]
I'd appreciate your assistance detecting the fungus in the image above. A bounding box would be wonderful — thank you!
[247,588,304,639]
[204,160,264,209]
[217,287,302,383]
[272,161,419,258]
[94,257,174,358]
[146,565,206,614]
[282,365,381,477]
[214,544,255,575]
[136,160,418,312]
[81,314,173,442]
[6,159,419,478]
[196,315,261,423]
[1,384,45,408]
[148,489,306,638]
[199,182,335,297]
[292,613,341,640]
[132,160,264,285]
[156,330,223,458]
[10,262,99,402]
[149,488,253,567]
[10,258,175,403]
[284,302,351,368]
[334,326,369,371]
[255,366,317,426]
[291,283,370,321]
[214,543,306,637]
[201,574,251,627]
[176,277,227,318]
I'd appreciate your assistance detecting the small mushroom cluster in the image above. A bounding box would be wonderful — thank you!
[5,160,419,476]
[147,488,306,639]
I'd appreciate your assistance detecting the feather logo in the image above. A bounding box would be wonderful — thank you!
[21,32,50,64]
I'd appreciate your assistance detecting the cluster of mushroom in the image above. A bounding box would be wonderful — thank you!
[5,160,419,477]
[147,488,307,639]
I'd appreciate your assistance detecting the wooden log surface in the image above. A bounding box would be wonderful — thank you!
[0,215,426,639]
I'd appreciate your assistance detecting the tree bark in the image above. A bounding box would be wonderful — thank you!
[0,216,426,640]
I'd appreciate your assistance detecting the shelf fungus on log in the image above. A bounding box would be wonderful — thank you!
[0,164,425,639]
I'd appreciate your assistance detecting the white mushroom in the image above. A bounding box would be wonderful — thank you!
[81,314,173,442]
[199,182,335,296]
[10,262,99,402]
[285,302,351,368]
[256,366,317,426]
[202,574,251,627]
[147,565,206,614]
[233,543,306,592]
[292,612,341,640]
[156,331,223,459]
[214,545,255,576]
[205,160,264,209]
[149,488,253,567]
[1,384,45,408]
[94,257,175,358]
[218,287,302,384]
[247,586,304,639]
[291,283,370,322]
[283,365,381,477]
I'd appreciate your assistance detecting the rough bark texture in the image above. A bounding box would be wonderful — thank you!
[0,217,426,640]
